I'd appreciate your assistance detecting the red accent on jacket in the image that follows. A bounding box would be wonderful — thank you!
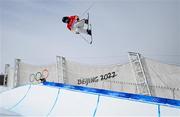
[67,15,79,30]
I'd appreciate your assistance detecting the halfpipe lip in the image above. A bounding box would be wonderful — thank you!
[43,81,180,108]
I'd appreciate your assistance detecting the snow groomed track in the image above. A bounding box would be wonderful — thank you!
[0,82,180,116]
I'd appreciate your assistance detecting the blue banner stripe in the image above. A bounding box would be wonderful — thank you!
[43,81,180,108]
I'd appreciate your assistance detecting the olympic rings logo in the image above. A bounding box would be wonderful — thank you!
[29,69,49,83]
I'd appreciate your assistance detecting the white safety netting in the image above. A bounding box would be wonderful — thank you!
[144,58,180,99]
[62,58,180,99]
[65,60,137,93]
[18,62,57,85]
[12,56,180,100]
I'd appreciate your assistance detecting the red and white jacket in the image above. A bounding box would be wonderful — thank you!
[66,15,79,31]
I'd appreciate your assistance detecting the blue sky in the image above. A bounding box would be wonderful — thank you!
[0,0,180,72]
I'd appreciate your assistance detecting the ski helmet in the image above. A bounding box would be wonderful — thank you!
[62,17,69,23]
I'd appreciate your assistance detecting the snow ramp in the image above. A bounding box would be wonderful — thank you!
[0,82,180,117]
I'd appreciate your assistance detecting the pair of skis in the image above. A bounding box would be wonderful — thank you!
[79,13,93,45]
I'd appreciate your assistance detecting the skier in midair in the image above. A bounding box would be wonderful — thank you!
[62,15,92,36]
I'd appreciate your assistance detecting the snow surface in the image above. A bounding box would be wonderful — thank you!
[0,84,179,116]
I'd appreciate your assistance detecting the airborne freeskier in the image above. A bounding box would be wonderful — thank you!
[62,14,93,44]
